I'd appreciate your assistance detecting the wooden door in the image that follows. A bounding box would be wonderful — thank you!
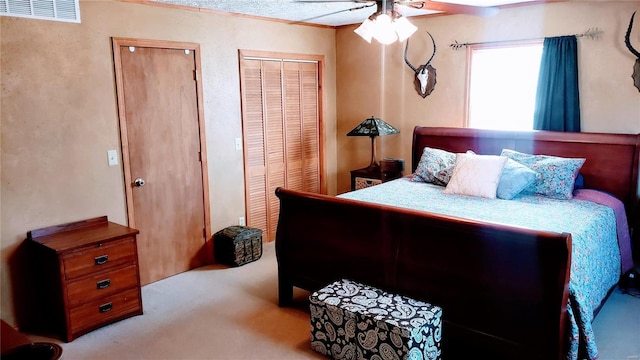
[113,39,210,285]
[239,51,323,242]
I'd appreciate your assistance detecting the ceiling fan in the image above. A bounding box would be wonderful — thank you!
[294,0,500,20]
[295,0,499,44]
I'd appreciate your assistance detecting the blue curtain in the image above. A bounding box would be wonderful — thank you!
[533,36,581,132]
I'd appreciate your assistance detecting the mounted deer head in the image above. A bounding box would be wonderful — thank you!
[404,31,437,98]
[625,11,640,92]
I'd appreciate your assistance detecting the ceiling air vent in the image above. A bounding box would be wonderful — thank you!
[0,0,80,23]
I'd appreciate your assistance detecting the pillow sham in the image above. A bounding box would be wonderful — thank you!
[500,149,585,200]
[412,147,456,185]
[430,150,477,185]
[496,159,538,200]
[444,153,507,198]
[434,165,454,185]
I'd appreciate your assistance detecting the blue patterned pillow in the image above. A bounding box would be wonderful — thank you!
[412,147,456,185]
[496,159,537,200]
[500,149,585,199]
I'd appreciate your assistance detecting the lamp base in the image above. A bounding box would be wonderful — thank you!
[367,136,379,171]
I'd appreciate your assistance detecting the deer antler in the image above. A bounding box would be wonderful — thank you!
[404,31,436,73]
[625,12,640,58]
[422,32,436,68]
[404,38,419,73]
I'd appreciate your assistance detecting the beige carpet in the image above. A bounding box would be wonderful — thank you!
[25,242,640,360]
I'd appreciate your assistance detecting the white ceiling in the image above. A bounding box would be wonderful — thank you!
[151,0,537,27]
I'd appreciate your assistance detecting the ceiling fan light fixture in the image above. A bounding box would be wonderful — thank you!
[393,15,418,42]
[354,7,417,45]
[354,17,375,43]
[371,13,398,45]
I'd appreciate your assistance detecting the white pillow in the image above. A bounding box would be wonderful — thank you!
[444,153,507,198]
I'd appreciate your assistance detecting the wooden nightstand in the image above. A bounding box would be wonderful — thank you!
[351,159,405,191]
[28,216,142,341]
[351,167,383,191]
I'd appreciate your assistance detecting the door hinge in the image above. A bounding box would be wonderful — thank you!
[193,70,198,81]
[198,151,202,162]
[203,228,206,238]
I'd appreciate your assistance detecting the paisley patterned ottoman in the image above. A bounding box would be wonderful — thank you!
[309,279,442,360]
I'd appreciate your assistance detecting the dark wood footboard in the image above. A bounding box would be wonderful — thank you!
[274,127,638,359]
[275,187,571,360]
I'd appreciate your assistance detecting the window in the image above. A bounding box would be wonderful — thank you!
[467,42,543,131]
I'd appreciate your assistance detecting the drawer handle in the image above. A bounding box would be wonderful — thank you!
[96,279,111,289]
[94,255,109,265]
[99,302,113,313]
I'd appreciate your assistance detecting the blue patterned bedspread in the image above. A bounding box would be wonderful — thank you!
[339,178,621,360]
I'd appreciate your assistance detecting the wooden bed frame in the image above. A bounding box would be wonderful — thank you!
[275,127,639,359]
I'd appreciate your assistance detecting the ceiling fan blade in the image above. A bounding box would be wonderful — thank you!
[408,1,499,16]
[293,0,497,20]
[294,3,376,22]
[295,0,373,2]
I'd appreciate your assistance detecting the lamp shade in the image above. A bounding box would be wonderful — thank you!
[371,13,398,45]
[393,16,418,42]
[353,18,374,43]
[347,117,400,169]
[347,116,400,137]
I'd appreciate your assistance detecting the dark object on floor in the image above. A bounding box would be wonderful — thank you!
[620,267,640,297]
[1,320,63,360]
[3,343,63,360]
[214,226,262,267]
[309,279,442,360]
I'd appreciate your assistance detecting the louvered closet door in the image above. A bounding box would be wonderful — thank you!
[240,59,268,234]
[240,56,320,242]
[284,61,304,191]
[284,61,320,193]
[264,61,286,243]
[300,61,320,193]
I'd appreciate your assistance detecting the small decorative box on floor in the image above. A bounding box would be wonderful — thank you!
[309,279,442,360]
[213,226,262,267]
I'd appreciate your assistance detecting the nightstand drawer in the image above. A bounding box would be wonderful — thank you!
[68,288,141,336]
[355,177,382,190]
[62,237,137,280]
[66,264,139,307]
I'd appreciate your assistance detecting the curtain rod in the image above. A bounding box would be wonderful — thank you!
[449,28,603,50]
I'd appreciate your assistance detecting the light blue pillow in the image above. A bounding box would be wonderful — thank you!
[500,149,585,200]
[496,158,537,200]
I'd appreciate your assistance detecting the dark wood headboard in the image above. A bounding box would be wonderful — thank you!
[411,127,640,212]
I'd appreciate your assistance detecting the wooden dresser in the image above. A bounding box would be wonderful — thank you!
[28,216,142,341]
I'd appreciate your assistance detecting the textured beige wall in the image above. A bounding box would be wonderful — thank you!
[336,1,640,194]
[0,0,337,326]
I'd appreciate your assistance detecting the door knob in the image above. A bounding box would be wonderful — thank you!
[134,178,145,187]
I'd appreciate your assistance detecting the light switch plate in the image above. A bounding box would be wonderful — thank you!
[235,138,242,151]
[107,150,118,166]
